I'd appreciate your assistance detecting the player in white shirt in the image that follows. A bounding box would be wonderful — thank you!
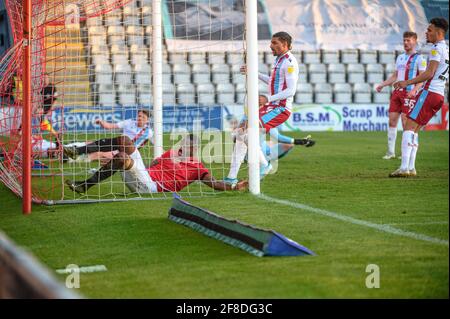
[376,31,427,159]
[63,109,153,162]
[391,17,449,177]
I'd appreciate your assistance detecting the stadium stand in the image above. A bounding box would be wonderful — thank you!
[46,1,448,107]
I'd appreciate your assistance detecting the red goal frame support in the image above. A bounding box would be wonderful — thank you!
[22,0,32,214]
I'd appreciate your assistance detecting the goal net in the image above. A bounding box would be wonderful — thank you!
[0,0,265,205]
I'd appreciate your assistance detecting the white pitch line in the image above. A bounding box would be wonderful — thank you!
[386,221,449,226]
[56,265,107,274]
[258,193,449,247]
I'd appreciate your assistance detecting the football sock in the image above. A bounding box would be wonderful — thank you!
[84,156,124,189]
[228,133,248,179]
[400,130,415,170]
[76,137,121,155]
[387,126,397,155]
[409,133,419,171]
[270,127,294,144]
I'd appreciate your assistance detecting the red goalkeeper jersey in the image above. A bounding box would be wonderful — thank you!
[147,150,209,192]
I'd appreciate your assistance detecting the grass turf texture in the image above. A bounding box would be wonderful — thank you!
[0,131,448,298]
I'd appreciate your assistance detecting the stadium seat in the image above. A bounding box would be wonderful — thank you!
[227,52,244,65]
[94,64,113,84]
[333,83,352,104]
[91,55,110,66]
[86,16,103,27]
[258,63,269,75]
[97,84,115,106]
[322,50,340,64]
[297,64,308,83]
[141,6,152,25]
[161,64,172,85]
[104,15,122,27]
[110,44,128,56]
[188,52,207,64]
[192,64,211,85]
[107,25,125,36]
[231,73,245,84]
[176,83,196,105]
[113,64,132,85]
[123,4,139,16]
[130,53,148,65]
[123,0,138,10]
[258,82,269,94]
[172,63,192,84]
[208,52,226,64]
[111,54,128,65]
[341,49,359,64]
[123,15,140,26]
[197,83,216,105]
[108,34,126,46]
[137,84,152,105]
[117,85,136,106]
[353,83,372,103]
[259,52,266,64]
[290,50,302,64]
[378,51,396,64]
[129,44,148,55]
[163,83,176,105]
[127,35,145,46]
[366,64,384,84]
[89,35,107,46]
[161,73,172,85]
[308,63,327,84]
[295,83,313,104]
[88,26,106,37]
[314,83,333,104]
[211,64,230,84]
[133,63,152,84]
[230,64,242,74]
[347,63,365,84]
[360,50,378,64]
[91,44,109,56]
[125,25,144,36]
[144,26,153,38]
[168,52,187,64]
[385,63,396,76]
[216,83,235,105]
[373,89,391,104]
[328,63,346,84]
[303,50,321,64]
[235,83,246,104]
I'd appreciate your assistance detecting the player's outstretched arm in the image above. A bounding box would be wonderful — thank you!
[201,173,248,191]
[376,71,397,92]
[240,65,270,84]
[96,119,119,129]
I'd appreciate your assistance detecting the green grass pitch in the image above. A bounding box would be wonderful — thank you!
[0,131,448,298]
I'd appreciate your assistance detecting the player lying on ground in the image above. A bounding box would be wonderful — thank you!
[376,31,426,159]
[65,134,248,194]
[224,94,315,185]
[66,109,153,164]
[391,17,448,177]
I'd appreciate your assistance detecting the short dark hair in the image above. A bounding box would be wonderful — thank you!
[403,31,417,39]
[430,17,449,33]
[272,31,293,50]
[138,109,150,117]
